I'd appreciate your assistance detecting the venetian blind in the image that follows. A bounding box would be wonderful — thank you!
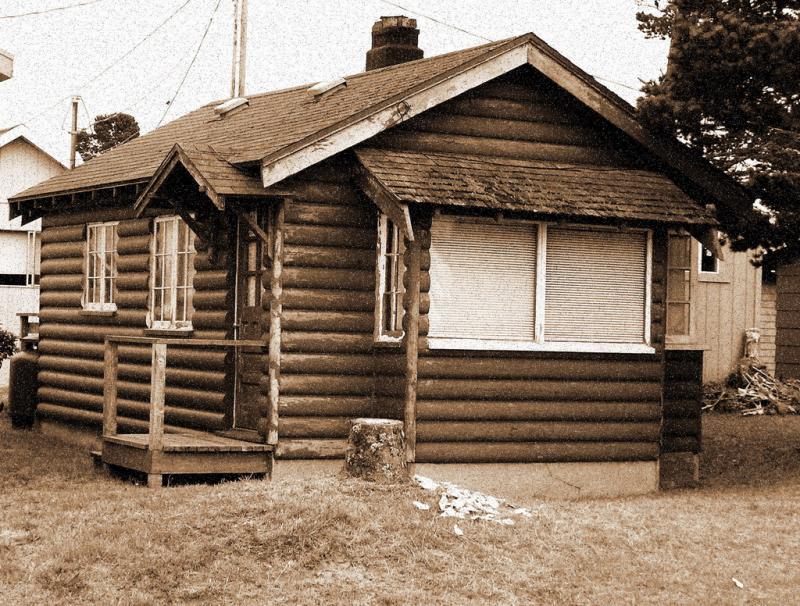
[429,218,537,341]
[545,227,647,343]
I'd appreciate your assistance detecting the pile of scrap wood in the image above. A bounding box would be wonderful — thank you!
[703,361,800,415]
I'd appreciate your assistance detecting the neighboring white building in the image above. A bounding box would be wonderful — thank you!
[0,125,65,385]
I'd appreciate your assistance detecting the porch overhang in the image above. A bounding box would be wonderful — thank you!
[355,147,719,228]
[134,142,265,218]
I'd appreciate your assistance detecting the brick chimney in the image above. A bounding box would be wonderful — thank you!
[366,16,424,71]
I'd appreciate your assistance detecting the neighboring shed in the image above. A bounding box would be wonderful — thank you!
[776,262,800,379]
[664,238,762,382]
[760,279,778,375]
[8,18,753,493]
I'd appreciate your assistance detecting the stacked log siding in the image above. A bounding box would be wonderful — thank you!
[662,350,703,454]
[272,162,404,459]
[408,219,667,463]
[374,68,647,170]
[37,209,233,433]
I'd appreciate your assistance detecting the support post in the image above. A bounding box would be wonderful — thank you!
[266,202,285,446]
[148,342,167,452]
[103,339,119,437]
[404,235,422,466]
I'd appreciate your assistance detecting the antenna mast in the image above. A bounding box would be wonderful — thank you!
[230,0,248,98]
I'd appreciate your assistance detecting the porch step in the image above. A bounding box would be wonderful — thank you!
[101,431,273,486]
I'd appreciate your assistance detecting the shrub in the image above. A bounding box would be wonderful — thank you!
[0,327,17,367]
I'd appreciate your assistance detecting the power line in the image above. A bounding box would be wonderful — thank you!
[156,0,223,128]
[377,0,491,42]
[20,0,199,126]
[81,36,211,131]
[0,0,108,20]
[375,0,645,95]
[593,76,643,93]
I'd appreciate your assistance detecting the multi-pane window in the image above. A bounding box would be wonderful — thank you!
[84,222,117,310]
[151,216,195,330]
[427,215,652,352]
[666,233,692,336]
[375,214,405,342]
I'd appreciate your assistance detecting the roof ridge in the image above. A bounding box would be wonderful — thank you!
[202,34,519,108]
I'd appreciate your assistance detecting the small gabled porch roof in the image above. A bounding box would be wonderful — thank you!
[134,143,265,216]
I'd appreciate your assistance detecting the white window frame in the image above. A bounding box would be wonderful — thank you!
[148,215,195,331]
[698,241,720,275]
[83,221,118,312]
[427,215,654,355]
[374,213,405,344]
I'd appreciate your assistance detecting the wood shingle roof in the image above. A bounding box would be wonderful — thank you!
[356,148,716,225]
[11,37,512,201]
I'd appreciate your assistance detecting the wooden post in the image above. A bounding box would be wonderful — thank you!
[148,342,167,452]
[404,236,422,465]
[103,339,119,437]
[266,202,285,446]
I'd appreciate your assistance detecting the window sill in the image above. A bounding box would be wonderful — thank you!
[426,337,656,355]
[80,308,117,317]
[374,336,404,348]
[144,328,194,338]
[698,272,730,284]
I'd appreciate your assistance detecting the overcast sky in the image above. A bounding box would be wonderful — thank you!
[0,0,668,164]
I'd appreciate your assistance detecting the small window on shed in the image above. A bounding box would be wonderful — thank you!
[699,242,719,274]
[150,216,195,330]
[84,222,118,311]
[375,214,405,343]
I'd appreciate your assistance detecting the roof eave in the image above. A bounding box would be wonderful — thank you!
[260,32,751,218]
[260,35,534,188]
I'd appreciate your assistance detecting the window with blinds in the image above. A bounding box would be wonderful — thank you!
[545,227,648,343]
[429,218,537,341]
[426,215,651,351]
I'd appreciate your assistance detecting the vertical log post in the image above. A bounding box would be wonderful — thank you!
[102,339,119,437]
[266,202,285,446]
[404,235,422,467]
[148,342,167,452]
[147,342,167,489]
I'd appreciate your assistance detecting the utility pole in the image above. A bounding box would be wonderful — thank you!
[230,0,248,98]
[68,96,79,169]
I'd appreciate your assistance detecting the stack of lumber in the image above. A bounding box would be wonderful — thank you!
[703,361,800,415]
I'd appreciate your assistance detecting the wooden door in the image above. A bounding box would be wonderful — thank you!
[234,209,268,431]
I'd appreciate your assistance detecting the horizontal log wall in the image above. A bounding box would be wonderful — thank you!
[270,160,403,458]
[410,213,667,463]
[662,350,703,454]
[373,68,643,169]
[37,209,232,433]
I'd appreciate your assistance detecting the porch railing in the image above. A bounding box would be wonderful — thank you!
[102,336,268,451]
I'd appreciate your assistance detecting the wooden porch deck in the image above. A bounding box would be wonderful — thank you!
[101,335,272,488]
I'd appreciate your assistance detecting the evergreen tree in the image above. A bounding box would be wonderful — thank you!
[636,0,800,267]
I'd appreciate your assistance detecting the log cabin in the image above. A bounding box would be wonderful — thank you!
[8,17,754,493]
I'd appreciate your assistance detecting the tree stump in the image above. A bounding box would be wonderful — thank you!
[344,418,408,483]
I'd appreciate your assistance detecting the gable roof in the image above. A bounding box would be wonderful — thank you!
[356,148,716,226]
[133,143,264,214]
[0,124,66,168]
[9,31,751,222]
[10,37,510,202]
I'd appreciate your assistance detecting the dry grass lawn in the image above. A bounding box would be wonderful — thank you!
[1,406,799,604]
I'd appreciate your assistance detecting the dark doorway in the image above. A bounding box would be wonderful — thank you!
[233,208,269,431]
